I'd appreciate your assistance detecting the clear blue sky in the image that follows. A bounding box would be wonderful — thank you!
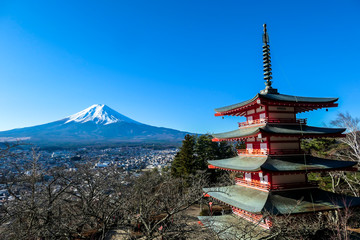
[0,0,359,134]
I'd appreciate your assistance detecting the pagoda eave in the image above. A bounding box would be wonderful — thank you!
[212,133,346,142]
[208,164,261,173]
[212,135,258,142]
[208,164,358,174]
[207,155,357,174]
[204,185,360,215]
[299,133,346,138]
[263,100,338,113]
[263,133,347,139]
[214,95,338,117]
[214,100,260,117]
[268,166,358,174]
[212,124,345,143]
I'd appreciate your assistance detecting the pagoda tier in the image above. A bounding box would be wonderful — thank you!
[208,155,357,191]
[214,93,338,117]
[207,155,357,173]
[204,185,360,215]
[212,124,346,142]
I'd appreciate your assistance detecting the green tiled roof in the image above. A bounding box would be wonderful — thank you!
[204,185,268,213]
[204,185,360,215]
[208,155,267,171]
[212,124,345,140]
[208,155,357,172]
[214,93,338,113]
[215,94,259,113]
[262,124,345,135]
[262,93,338,103]
[197,215,269,240]
[262,155,356,171]
[212,125,261,139]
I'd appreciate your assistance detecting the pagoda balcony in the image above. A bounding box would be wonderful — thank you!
[235,178,270,191]
[237,149,303,155]
[238,118,307,128]
[235,178,317,191]
[237,149,267,155]
[232,208,270,229]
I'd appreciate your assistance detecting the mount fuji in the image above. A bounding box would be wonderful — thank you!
[0,104,190,146]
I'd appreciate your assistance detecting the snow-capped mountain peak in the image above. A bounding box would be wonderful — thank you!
[65,104,139,125]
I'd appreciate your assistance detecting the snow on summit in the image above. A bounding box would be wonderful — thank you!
[65,104,139,125]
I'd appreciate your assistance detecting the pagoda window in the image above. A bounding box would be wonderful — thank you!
[259,113,266,121]
[260,143,268,153]
[247,137,255,142]
[259,172,269,184]
[246,143,253,153]
[245,172,251,181]
[247,115,253,124]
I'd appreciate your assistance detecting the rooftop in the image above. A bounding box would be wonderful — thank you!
[208,155,357,172]
[214,93,339,116]
[204,185,360,215]
[212,124,345,141]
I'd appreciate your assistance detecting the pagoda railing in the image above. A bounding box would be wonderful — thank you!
[232,208,271,229]
[268,118,307,124]
[238,118,307,128]
[237,148,303,155]
[238,119,266,127]
[235,178,270,191]
[235,178,317,191]
[237,149,267,155]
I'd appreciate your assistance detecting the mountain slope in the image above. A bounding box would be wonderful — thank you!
[0,104,189,145]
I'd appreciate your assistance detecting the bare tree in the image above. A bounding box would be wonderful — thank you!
[1,150,132,240]
[331,112,360,163]
[1,149,214,240]
[0,141,23,160]
[124,171,209,239]
[1,149,76,239]
[326,113,360,197]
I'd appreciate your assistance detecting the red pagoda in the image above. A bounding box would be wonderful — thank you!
[198,24,360,237]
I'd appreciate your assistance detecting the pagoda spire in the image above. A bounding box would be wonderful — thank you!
[260,24,278,94]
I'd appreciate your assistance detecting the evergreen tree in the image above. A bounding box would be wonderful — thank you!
[218,140,237,159]
[171,134,235,179]
[301,138,337,157]
[171,134,196,177]
[194,134,218,170]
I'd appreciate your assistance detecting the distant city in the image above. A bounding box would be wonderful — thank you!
[1,145,178,172]
[0,145,178,204]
